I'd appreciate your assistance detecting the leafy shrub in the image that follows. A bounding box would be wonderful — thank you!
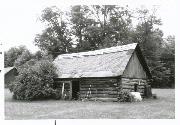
[9,59,58,100]
[14,50,32,67]
[117,90,134,102]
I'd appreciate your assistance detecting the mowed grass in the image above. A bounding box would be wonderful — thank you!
[5,89,175,119]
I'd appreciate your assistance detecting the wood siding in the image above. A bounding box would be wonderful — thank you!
[122,51,147,79]
[80,78,119,99]
[54,78,120,100]
[121,78,148,97]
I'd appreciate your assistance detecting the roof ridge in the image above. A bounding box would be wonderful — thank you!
[56,43,137,59]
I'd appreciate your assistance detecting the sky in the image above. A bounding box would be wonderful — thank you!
[0,0,179,53]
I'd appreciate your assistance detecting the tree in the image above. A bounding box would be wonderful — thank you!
[4,46,27,67]
[70,5,91,51]
[132,8,163,58]
[33,5,175,88]
[70,5,133,51]
[9,59,58,100]
[120,7,175,88]
[159,35,175,88]
[34,6,72,58]
[14,50,32,68]
[33,50,43,60]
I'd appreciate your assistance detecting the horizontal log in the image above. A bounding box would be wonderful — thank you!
[82,79,117,82]
[80,94,118,98]
[80,85,117,88]
[80,82,117,85]
[80,87,117,91]
[81,79,116,82]
[88,98,118,102]
[80,91,118,95]
[122,80,147,83]
[122,80,146,83]
[122,86,134,89]
[80,89,117,92]
[122,84,145,86]
[122,82,147,85]
[122,78,147,81]
[122,85,145,89]
[80,82,118,86]
[122,88,134,91]
[80,84,117,88]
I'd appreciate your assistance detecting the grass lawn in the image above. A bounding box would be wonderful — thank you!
[5,89,175,119]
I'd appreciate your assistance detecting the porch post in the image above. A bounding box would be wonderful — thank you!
[62,82,64,99]
[69,82,72,100]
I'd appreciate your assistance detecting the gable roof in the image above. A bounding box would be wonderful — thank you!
[4,67,16,75]
[54,43,151,78]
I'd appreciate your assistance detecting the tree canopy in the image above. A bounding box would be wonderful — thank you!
[34,6,72,58]
[5,5,175,94]
[34,5,175,88]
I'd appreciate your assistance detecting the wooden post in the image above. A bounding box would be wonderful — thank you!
[62,82,64,99]
[69,82,72,100]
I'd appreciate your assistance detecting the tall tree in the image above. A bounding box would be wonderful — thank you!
[159,35,175,88]
[83,5,133,49]
[14,50,32,68]
[34,6,72,58]
[4,46,27,67]
[132,8,175,88]
[133,8,163,58]
[69,5,133,52]
[70,5,89,51]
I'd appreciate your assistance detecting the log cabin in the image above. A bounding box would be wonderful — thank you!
[53,43,152,101]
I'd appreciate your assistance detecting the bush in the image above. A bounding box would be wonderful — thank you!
[117,90,134,102]
[9,59,58,100]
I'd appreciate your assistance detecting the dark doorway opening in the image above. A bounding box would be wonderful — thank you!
[134,84,138,92]
[72,81,80,100]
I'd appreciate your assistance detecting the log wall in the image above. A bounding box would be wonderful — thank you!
[79,78,119,99]
[54,77,151,100]
[121,78,148,97]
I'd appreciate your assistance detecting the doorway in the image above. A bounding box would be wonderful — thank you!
[72,80,80,100]
[134,83,138,92]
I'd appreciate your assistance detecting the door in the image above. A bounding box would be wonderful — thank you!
[134,83,138,92]
[72,80,80,100]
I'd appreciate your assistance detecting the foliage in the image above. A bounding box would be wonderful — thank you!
[4,46,27,67]
[117,90,134,102]
[130,8,175,88]
[14,50,32,67]
[34,6,72,58]
[151,35,175,88]
[9,59,58,100]
[33,50,43,60]
[70,5,133,51]
[132,8,163,57]
[4,5,174,88]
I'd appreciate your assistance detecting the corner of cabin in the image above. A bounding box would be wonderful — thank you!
[121,49,152,97]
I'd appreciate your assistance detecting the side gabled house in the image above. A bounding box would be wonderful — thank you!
[4,67,18,88]
[53,43,152,100]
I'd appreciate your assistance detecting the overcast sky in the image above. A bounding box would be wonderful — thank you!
[0,0,179,53]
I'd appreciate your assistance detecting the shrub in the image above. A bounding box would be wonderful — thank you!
[117,90,134,102]
[9,59,58,100]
